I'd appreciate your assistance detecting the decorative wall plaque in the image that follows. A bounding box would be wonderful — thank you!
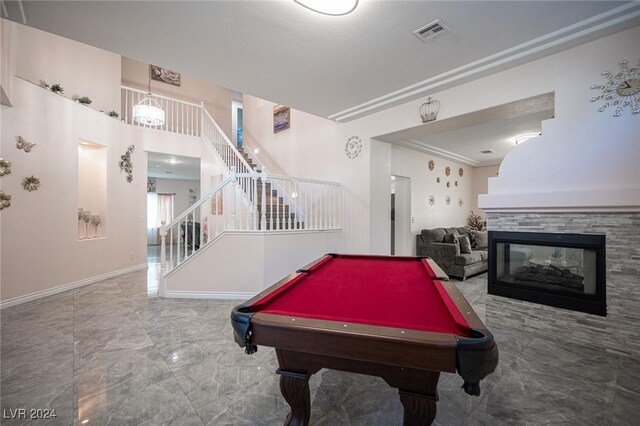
[22,175,41,192]
[0,158,11,176]
[0,191,11,210]
[16,136,36,153]
[345,136,362,159]
[119,145,135,183]
[445,166,451,177]
[459,168,464,177]
[428,160,435,171]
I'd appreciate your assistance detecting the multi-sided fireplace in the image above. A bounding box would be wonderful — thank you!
[488,231,606,316]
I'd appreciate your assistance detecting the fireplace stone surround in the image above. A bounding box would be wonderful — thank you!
[486,212,640,357]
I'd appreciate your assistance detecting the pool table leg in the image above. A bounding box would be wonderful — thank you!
[399,389,438,426]
[278,370,312,426]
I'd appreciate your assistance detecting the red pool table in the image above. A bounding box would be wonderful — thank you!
[231,254,498,425]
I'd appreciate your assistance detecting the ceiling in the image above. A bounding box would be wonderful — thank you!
[147,152,200,181]
[4,1,639,121]
[376,93,555,166]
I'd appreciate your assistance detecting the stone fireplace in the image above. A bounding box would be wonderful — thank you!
[488,230,606,316]
[485,212,640,356]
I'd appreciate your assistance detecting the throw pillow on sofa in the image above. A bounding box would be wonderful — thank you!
[471,230,488,249]
[456,234,472,254]
[443,233,458,244]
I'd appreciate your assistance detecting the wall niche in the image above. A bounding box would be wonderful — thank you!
[78,140,107,239]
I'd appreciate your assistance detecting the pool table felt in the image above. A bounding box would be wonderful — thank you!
[250,255,473,337]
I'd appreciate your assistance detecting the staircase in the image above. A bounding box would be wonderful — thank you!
[120,86,342,285]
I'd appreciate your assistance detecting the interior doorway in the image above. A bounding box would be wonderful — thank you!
[391,175,411,256]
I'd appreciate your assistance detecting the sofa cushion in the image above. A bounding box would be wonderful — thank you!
[443,233,458,244]
[471,230,488,249]
[475,250,488,261]
[444,227,460,237]
[456,234,472,254]
[421,228,446,244]
[455,252,484,266]
[456,226,472,236]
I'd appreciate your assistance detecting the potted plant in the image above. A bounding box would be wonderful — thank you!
[50,83,64,94]
[467,211,487,231]
[77,96,92,105]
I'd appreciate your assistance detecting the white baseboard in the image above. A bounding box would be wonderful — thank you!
[164,290,257,300]
[0,263,148,310]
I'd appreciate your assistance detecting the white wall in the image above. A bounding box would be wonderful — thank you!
[471,165,500,215]
[121,57,233,139]
[12,20,121,113]
[1,78,146,303]
[243,95,371,253]
[165,231,341,296]
[1,19,15,105]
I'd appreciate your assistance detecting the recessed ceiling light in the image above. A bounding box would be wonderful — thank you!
[294,0,358,16]
[166,158,180,164]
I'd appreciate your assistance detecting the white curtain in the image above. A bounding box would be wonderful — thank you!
[147,193,174,245]
[157,194,174,227]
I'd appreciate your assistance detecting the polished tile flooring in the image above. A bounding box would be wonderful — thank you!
[1,266,639,425]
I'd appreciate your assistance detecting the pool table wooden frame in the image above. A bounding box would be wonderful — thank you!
[231,254,498,425]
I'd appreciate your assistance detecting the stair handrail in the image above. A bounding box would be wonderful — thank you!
[201,103,254,174]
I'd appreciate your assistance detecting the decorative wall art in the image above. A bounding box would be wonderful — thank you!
[428,160,435,171]
[150,65,181,86]
[0,158,11,176]
[446,181,450,188]
[22,175,40,192]
[458,198,464,207]
[590,58,640,116]
[345,136,362,159]
[0,191,11,210]
[16,136,36,153]
[419,97,440,123]
[445,195,451,206]
[119,145,135,183]
[436,177,440,183]
[428,195,435,206]
[455,181,458,187]
[273,105,291,133]
[188,187,199,206]
[445,166,451,176]
[459,168,464,177]
[147,178,157,193]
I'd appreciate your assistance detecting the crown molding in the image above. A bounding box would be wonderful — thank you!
[397,139,502,168]
[329,3,640,122]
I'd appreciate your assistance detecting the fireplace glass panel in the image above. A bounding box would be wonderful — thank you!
[495,243,597,296]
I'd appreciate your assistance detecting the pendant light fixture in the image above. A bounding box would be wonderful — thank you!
[133,67,165,126]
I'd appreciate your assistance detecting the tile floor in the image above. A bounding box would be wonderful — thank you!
[1,265,639,425]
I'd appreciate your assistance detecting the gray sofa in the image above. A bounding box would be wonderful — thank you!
[416,226,487,280]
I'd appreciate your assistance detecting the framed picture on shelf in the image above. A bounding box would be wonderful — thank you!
[273,105,291,133]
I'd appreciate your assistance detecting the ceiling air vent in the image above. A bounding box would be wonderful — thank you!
[480,150,494,154]
[413,20,450,43]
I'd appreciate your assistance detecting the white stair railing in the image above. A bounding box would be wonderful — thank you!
[159,171,343,285]
[121,86,201,136]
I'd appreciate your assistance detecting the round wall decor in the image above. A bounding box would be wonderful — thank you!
[345,136,362,159]
[428,160,435,171]
[436,177,440,183]
[590,59,640,116]
[458,198,464,207]
[445,166,451,176]
[459,168,464,177]
[22,175,41,192]
[445,195,451,206]
[428,195,435,206]
[446,181,450,188]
